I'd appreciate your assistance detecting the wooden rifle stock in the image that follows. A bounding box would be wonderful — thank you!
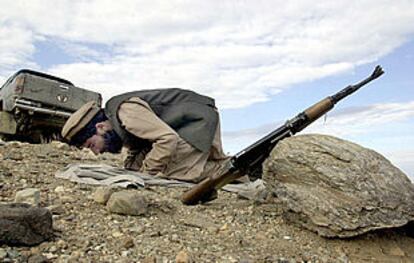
[303,97,334,122]
[181,161,241,205]
[181,66,384,205]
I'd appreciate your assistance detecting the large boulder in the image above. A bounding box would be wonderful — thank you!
[263,134,414,238]
[0,203,54,246]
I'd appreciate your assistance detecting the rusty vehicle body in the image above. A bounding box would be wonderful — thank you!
[0,69,102,142]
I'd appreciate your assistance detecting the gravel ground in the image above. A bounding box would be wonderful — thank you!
[0,141,413,262]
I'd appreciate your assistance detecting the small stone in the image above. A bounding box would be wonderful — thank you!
[283,235,292,240]
[80,148,98,160]
[50,141,70,150]
[107,190,148,216]
[7,152,23,160]
[70,251,81,259]
[338,253,349,263]
[121,251,130,257]
[60,196,75,203]
[112,231,123,238]
[277,257,289,263]
[0,248,7,260]
[54,186,65,193]
[7,249,20,259]
[49,246,58,253]
[30,247,41,254]
[46,204,65,215]
[28,254,49,263]
[219,223,228,231]
[175,250,192,263]
[142,256,157,263]
[57,240,68,249]
[8,141,23,147]
[15,188,41,206]
[43,253,58,260]
[92,187,116,205]
[122,236,135,249]
[171,234,179,242]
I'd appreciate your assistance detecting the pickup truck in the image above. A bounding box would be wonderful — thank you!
[0,69,102,142]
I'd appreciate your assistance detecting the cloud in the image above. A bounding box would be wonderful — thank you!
[225,101,414,142]
[0,23,37,75]
[0,1,414,108]
[305,101,414,137]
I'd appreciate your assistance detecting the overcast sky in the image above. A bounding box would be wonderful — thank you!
[0,0,413,180]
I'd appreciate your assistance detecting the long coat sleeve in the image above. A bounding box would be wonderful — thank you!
[118,96,230,182]
[118,97,178,175]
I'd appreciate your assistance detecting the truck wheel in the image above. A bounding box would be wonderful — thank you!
[39,132,62,143]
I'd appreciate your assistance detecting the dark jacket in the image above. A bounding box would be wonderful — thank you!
[104,88,218,152]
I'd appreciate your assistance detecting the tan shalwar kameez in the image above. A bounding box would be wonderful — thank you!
[118,97,230,183]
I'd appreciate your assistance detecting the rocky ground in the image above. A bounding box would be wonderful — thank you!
[0,141,413,262]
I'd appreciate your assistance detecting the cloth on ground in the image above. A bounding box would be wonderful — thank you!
[55,163,266,200]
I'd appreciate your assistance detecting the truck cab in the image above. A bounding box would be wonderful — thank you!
[0,69,102,142]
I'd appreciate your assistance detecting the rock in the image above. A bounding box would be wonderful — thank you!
[92,186,116,205]
[121,250,130,257]
[43,253,58,260]
[107,190,148,216]
[0,248,7,260]
[142,256,157,263]
[54,186,66,193]
[122,236,135,249]
[59,196,75,203]
[171,234,179,242]
[57,239,68,249]
[28,254,49,263]
[175,250,192,263]
[15,188,41,206]
[46,204,65,215]
[263,134,414,238]
[50,141,71,150]
[7,249,20,259]
[179,213,218,231]
[0,203,54,246]
[219,223,229,231]
[112,231,123,238]
[79,148,98,160]
[49,246,58,253]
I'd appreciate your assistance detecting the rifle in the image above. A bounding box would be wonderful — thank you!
[181,65,384,205]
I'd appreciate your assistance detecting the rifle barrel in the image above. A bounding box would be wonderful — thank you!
[331,65,384,103]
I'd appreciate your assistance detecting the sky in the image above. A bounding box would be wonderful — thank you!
[0,0,413,180]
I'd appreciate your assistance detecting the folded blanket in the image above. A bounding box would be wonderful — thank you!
[55,163,266,200]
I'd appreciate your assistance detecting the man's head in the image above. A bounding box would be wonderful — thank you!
[61,101,123,154]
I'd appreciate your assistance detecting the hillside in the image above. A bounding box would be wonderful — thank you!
[0,141,413,262]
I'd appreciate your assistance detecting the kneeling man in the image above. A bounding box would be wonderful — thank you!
[61,88,229,183]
